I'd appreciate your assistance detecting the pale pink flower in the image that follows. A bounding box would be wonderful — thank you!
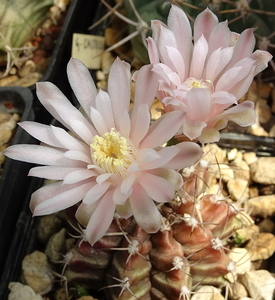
[147,5,272,143]
[3,57,203,245]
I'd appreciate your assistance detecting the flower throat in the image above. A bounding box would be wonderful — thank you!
[90,128,136,177]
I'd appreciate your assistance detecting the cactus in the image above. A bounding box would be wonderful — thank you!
[49,162,243,299]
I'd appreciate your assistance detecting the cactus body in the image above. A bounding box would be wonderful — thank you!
[61,186,242,299]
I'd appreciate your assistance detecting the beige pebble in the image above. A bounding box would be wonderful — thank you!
[95,70,105,81]
[0,75,19,86]
[101,51,115,75]
[76,296,99,300]
[249,186,259,198]
[231,159,250,181]
[0,144,7,164]
[191,285,225,300]
[53,288,67,300]
[45,228,66,261]
[246,195,275,218]
[243,152,258,165]
[22,250,53,294]
[247,124,269,136]
[269,124,275,137]
[8,282,43,300]
[258,98,272,124]
[226,248,251,282]
[239,270,275,300]
[218,164,235,182]
[18,60,37,77]
[229,281,248,300]
[203,144,227,164]
[0,130,13,145]
[271,87,275,114]
[250,157,275,184]
[96,80,107,91]
[245,233,275,261]
[234,224,259,244]
[227,148,238,161]
[258,218,275,233]
[9,72,42,87]
[259,82,272,99]
[227,178,249,201]
[36,214,63,245]
[0,111,17,130]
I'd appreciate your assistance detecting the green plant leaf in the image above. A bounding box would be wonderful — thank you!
[0,0,54,54]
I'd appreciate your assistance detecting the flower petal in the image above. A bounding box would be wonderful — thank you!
[130,184,161,233]
[130,104,151,146]
[95,89,115,131]
[90,106,108,136]
[163,142,203,169]
[82,181,111,205]
[68,119,94,145]
[139,146,180,170]
[199,127,221,143]
[36,82,96,139]
[147,37,159,64]
[85,190,116,245]
[96,173,112,184]
[50,125,88,153]
[167,4,192,77]
[132,64,159,109]
[190,35,208,79]
[227,28,255,68]
[166,46,186,81]
[181,118,207,141]
[113,174,136,205]
[138,173,175,203]
[217,101,256,126]
[186,88,211,120]
[118,110,131,138]
[28,166,83,180]
[116,199,132,219]
[250,50,273,76]
[141,110,185,149]
[194,8,218,42]
[31,181,93,216]
[19,121,62,148]
[215,58,255,93]
[63,169,96,184]
[108,58,131,130]
[67,58,97,117]
[207,20,231,53]
[64,150,92,164]
[3,144,83,167]
[206,47,234,82]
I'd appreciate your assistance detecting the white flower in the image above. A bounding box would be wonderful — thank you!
[3,57,203,245]
[147,5,272,143]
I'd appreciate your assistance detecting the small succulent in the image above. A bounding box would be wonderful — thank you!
[0,0,54,60]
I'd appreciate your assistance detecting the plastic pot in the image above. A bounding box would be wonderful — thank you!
[0,87,35,271]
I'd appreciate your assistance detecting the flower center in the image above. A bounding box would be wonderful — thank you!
[90,128,136,177]
[183,77,212,91]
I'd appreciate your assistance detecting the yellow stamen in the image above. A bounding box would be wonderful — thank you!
[90,128,136,177]
[183,77,212,91]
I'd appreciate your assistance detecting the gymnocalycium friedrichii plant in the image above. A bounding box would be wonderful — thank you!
[3,3,272,300]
